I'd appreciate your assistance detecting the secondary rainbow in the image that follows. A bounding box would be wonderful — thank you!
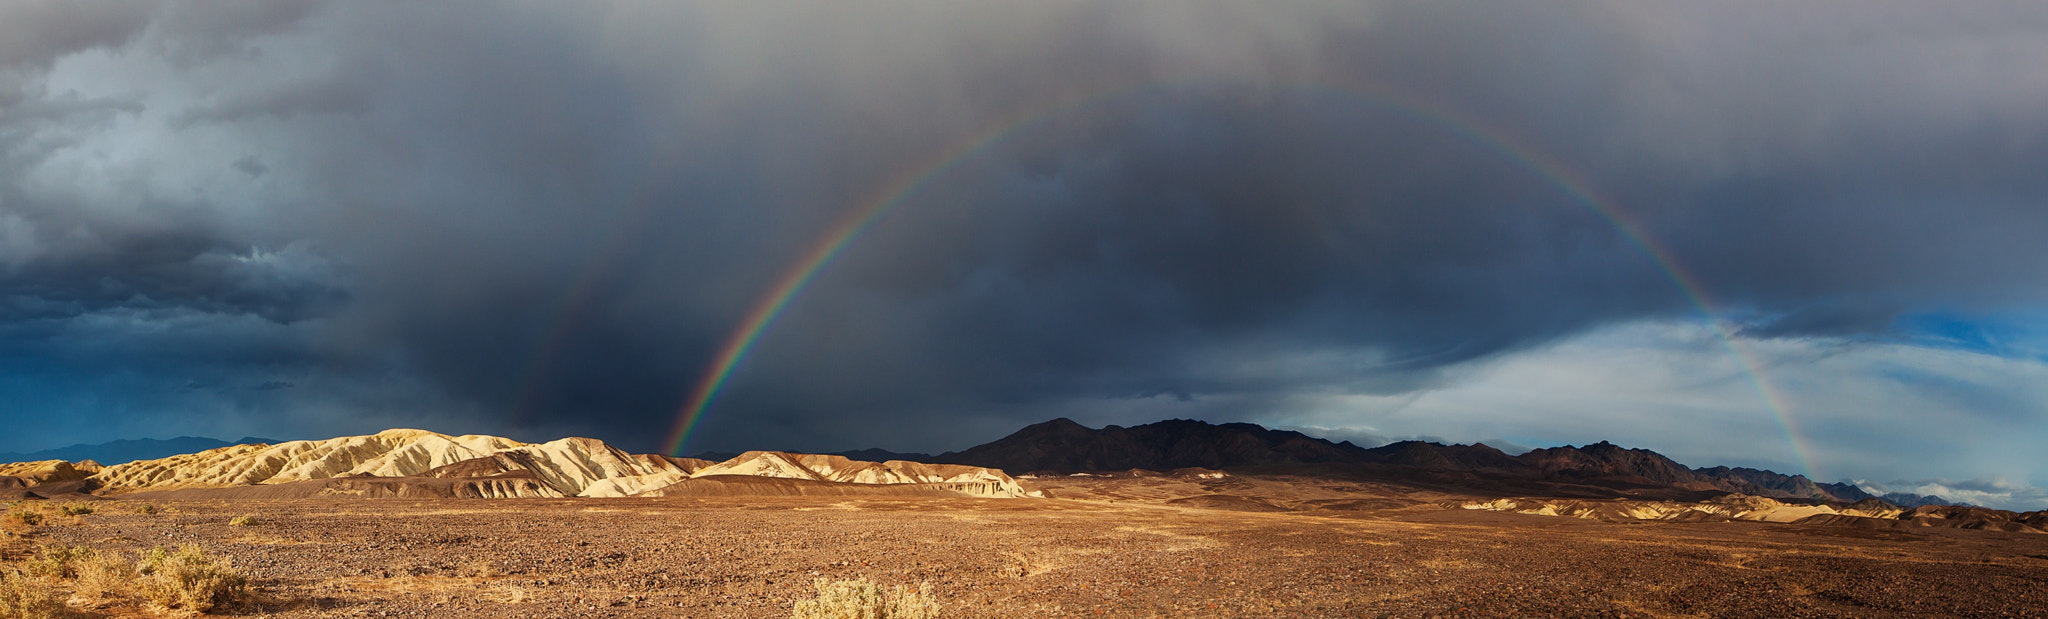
[661,78,1820,481]
[1300,81,1819,481]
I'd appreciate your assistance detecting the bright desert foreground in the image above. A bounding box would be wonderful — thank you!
[8,480,2048,619]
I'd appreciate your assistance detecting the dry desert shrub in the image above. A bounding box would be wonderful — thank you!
[227,515,257,527]
[54,505,90,517]
[0,571,64,619]
[22,547,92,580]
[70,550,137,605]
[137,545,247,613]
[5,510,41,528]
[132,504,160,515]
[791,578,940,619]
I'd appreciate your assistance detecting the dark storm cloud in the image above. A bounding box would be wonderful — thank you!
[3,1,2046,455]
[0,194,343,323]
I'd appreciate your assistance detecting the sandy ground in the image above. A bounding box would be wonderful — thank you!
[6,481,2048,618]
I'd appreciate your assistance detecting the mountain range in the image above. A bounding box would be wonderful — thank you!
[0,436,280,467]
[0,419,1954,507]
[928,418,1952,506]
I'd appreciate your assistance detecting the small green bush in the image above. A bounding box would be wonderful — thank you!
[792,578,939,619]
[227,515,256,527]
[0,571,64,619]
[138,545,246,612]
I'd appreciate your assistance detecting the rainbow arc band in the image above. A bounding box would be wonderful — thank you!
[659,77,1818,481]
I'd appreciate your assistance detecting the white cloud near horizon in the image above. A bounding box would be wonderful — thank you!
[1260,319,2048,510]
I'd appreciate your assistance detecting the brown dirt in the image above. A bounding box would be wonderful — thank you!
[4,475,2046,618]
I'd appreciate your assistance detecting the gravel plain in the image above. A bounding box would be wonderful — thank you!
[5,478,2047,618]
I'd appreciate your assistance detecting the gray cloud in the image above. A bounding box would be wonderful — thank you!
[232,155,266,177]
[1857,478,2048,512]
[171,75,371,128]
[0,0,2045,483]
[0,1,151,72]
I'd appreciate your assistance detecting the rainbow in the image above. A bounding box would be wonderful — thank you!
[658,81,1126,455]
[658,78,1820,481]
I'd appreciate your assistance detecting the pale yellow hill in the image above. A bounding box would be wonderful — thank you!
[691,451,826,481]
[490,437,694,497]
[1459,494,1907,523]
[91,430,524,493]
[88,431,1037,499]
[676,451,1036,498]
[0,460,100,485]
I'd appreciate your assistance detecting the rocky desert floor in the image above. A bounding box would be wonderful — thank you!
[6,476,2048,618]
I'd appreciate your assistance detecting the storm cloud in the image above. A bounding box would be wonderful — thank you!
[3,1,2046,498]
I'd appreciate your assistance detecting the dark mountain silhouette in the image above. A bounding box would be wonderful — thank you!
[826,448,934,462]
[1517,442,1701,485]
[929,418,1952,506]
[1354,440,1538,473]
[932,418,1369,473]
[1880,492,1952,507]
[1692,465,1869,501]
[0,436,280,466]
